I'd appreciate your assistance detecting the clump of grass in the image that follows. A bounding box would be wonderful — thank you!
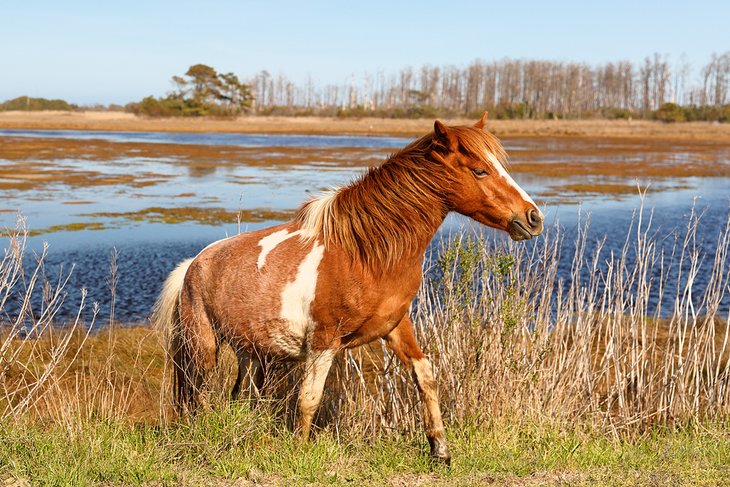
[3,408,730,485]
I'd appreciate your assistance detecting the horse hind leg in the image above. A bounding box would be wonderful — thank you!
[174,299,219,414]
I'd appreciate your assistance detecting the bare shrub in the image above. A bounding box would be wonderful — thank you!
[0,217,96,423]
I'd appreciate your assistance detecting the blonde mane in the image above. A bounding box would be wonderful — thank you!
[296,126,508,270]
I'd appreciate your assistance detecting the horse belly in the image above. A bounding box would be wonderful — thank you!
[219,285,317,359]
[227,317,309,359]
[218,235,325,360]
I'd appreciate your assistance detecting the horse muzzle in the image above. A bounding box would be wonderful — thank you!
[508,209,543,241]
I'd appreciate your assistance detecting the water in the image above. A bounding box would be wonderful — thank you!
[0,128,411,149]
[0,129,728,324]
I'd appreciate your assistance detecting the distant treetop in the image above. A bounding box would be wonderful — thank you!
[0,96,73,112]
[129,64,253,118]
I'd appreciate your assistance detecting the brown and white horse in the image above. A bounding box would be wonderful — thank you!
[152,114,543,463]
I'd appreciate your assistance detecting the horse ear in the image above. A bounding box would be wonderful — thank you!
[434,120,457,150]
[434,120,448,138]
[474,111,488,130]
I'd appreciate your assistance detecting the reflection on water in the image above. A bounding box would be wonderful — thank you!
[0,129,728,323]
[0,129,412,149]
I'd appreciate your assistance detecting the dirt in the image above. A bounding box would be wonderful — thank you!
[0,135,384,167]
[2,134,729,187]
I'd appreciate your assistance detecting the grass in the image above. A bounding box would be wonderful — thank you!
[1,200,730,484]
[2,410,730,485]
[0,412,730,485]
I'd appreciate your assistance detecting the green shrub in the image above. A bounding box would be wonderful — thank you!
[129,64,252,118]
[605,108,635,120]
[655,102,685,123]
[0,96,73,111]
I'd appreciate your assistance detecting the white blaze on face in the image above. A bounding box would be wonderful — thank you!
[486,152,544,219]
[257,229,302,269]
[279,242,325,342]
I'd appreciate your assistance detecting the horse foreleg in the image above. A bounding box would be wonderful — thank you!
[295,349,335,440]
[385,316,451,464]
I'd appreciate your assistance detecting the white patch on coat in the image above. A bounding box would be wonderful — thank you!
[271,331,308,358]
[257,229,302,269]
[278,242,325,347]
[486,152,543,218]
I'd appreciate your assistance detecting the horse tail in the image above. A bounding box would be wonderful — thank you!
[151,258,194,414]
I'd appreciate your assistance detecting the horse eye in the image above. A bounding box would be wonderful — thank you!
[471,168,488,178]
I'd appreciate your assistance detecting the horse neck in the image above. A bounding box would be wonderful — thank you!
[383,189,448,271]
[337,152,452,273]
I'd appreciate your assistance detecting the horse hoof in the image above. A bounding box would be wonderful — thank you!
[428,439,451,465]
[430,451,451,465]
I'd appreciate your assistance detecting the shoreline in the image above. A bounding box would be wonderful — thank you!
[1,111,729,141]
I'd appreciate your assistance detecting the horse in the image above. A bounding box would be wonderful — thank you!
[152,113,543,463]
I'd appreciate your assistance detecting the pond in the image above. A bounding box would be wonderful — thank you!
[0,129,728,324]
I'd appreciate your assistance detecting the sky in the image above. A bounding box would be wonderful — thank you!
[1,0,728,105]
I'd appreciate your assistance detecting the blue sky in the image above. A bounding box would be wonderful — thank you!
[1,0,728,105]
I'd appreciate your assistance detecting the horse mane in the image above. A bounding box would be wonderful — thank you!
[295,125,508,270]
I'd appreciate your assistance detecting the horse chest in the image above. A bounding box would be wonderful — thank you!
[310,271,420,348]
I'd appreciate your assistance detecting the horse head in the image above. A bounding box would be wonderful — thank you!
[431,113,543,240]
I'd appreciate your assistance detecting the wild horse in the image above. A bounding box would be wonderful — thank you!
[152,114,543,463]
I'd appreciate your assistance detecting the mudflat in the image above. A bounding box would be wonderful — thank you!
[1,110,730,140]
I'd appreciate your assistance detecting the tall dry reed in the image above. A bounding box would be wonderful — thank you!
[320,202,730,435]
[2,203,730,439]
[0,217,96,423]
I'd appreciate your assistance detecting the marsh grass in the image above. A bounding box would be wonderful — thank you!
[1,203,730,484]
[2,408,730,485]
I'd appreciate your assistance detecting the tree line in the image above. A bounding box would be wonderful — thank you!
[246,52,730,121]
[0,96,73,111]
[4,53,729,121]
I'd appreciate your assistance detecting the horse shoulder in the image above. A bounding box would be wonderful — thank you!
[311,251,424,348]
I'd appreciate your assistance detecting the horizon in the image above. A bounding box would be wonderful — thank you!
[2,0,729,105]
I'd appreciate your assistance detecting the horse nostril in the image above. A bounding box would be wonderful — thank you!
[527,209,542,229]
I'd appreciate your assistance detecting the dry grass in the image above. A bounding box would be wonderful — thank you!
[1,199,729,438]
[1,110,730,140]
[0,218,97,422]
[286,201,730,437]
